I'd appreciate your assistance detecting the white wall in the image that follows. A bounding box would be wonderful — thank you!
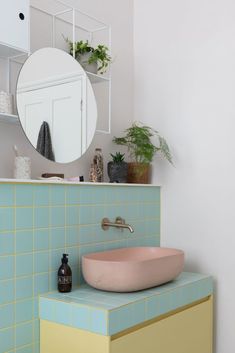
[0,0,133,179]
[134,0,235,352]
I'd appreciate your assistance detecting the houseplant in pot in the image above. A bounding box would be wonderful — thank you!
[65,38,111,74]
[113,122,173,184]
[107,152,128,183]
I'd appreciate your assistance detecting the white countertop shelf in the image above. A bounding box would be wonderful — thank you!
[0,178,161,187]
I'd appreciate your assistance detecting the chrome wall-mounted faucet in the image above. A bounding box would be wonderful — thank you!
[101,217,134,233]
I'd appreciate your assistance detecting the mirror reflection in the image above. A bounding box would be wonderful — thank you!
[16,47,97,163]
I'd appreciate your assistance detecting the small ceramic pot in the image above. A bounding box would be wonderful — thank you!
[107,162,128,183]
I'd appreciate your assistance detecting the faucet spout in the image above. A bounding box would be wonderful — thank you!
[102,217,134,233]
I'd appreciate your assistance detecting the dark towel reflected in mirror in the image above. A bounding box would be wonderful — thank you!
[36,121,55,161]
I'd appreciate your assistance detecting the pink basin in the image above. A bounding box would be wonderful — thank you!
[82,247,184,292]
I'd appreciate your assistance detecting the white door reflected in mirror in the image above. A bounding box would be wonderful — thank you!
[16,47,97,163]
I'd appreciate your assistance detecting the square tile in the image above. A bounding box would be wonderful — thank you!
[132,301,146,326]
[51,228,65,249]
[66,226,79,246]
[66,246,79,267]
[15,299,33,324]
[34,185,49,206]
[51,186,65,205]
[39,298,55,321]
[0,256,14,280]
[16,276,33,300]
[34,273,49,295]
[117,305,133,331]
[34,207,49,228]
[0,303,14,329]
[146,296,159,321]
[54,301,71,326]
[16,230,33,253]
[109,310,120,335]
[34,229,49,251]
[15,322,33,347]
[16,185,33,206]
[16,254,33,277]
[66,206,79,226]
[71,305,90,330]
[0,184,14,207]
[0,208,14,231]
[34,251,49,273]
[0,328,14,353]
[90,308,107,334]
[0,279,14,304]
[79,186,94,204]
[0,233,14,255]
[51,207,65,227]
[16,208,33,230]
[66,186,79,205]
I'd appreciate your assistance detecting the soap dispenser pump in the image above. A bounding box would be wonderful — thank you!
[58,254,72,293]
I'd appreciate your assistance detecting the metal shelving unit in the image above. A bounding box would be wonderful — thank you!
[31,0,112,134]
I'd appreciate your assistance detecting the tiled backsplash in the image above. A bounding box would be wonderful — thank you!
[0,183,160,353]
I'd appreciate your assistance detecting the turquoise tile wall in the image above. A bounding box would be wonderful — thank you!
[0,183,160,353]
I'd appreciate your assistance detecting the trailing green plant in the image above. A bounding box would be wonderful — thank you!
[113,122,173,164]
[110,152,125,163]
[64,38,111,74]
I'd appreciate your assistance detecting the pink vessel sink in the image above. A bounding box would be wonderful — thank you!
[82,247,184,292]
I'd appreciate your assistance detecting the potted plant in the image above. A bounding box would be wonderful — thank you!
[113,122,173,184]
[107,152,128,183]
[65,38,111,74]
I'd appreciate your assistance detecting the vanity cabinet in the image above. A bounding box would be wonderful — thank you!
[40,296,213,353]
[0,0,29,56]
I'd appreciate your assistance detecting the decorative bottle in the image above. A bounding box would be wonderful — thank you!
[93,148,103,182]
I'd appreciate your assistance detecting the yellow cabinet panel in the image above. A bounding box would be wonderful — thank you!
[40,321,110,353]
[111,297,213,353]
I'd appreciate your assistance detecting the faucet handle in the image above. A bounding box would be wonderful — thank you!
[115,216,125,225]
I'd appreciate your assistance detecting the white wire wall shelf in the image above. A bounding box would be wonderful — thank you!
[1,0,112,134]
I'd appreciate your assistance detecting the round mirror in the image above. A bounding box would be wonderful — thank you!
[16,47,97,163]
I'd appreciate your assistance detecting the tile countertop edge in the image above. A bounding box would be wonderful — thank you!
[39,273,213,336]
[0,178,161,187]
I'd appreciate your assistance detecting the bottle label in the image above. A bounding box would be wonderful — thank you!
[58,276,72,285]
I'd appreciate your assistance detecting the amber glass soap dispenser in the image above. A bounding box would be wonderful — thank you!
[58,254,72,293]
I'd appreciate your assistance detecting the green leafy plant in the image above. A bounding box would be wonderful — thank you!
[65,38,111,74]
[110,152,125,163]
[113,122,173,164]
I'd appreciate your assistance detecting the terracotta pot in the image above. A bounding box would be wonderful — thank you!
[127,163,151,184]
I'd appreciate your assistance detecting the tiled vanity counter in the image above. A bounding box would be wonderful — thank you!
[39,272,213,353]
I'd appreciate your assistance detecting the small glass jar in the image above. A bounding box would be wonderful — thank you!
[93,148,103,182]
[14,156,31,179]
